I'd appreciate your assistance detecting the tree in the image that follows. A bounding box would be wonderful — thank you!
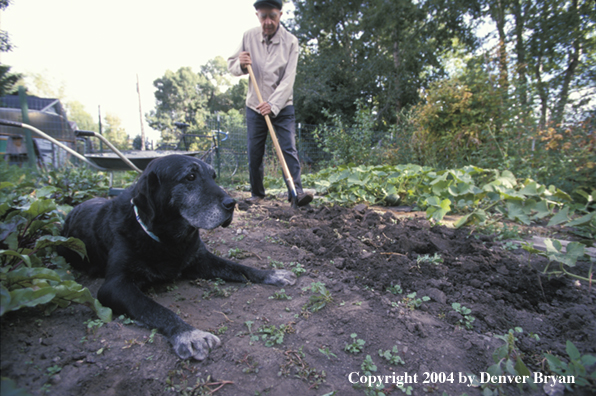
[146,66,210,142]
[65,101,97,132]
[102,113,129,151]
[146,59,250,143]
[290,0,478,128]
[0,0,21,96]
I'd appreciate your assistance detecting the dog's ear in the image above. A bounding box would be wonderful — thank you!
[132,171,160,223]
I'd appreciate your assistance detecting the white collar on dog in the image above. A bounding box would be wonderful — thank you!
[131,199,161,242]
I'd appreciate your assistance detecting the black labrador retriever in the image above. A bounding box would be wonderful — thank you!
[61,154,296,360]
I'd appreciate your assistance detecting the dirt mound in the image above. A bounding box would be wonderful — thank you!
[2,198,595,396]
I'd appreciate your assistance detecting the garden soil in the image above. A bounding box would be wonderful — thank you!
[2,193,595,396]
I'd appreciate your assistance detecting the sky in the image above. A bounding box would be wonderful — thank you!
[1,0,289,141]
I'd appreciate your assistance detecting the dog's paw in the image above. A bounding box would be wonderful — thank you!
[172,329,221,361]
[265,269,297,286]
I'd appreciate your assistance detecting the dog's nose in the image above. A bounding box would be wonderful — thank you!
[222,197,236,211]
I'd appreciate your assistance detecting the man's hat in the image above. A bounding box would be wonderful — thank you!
[253,0,282,10]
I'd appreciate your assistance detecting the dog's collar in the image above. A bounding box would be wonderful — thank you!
[131,199,161,242]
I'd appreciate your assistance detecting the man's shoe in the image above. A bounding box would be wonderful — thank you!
[245,196,264,205]
[295,192,313,207]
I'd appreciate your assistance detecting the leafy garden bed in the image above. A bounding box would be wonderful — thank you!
[1,163,595,396]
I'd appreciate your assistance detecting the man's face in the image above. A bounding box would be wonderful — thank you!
[256,7,282,37]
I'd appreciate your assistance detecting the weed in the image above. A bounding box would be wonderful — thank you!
[201,279,237,299]
[482,327,537,394]
[279,348,326,389]
[236,354,259,374]
[117,315,135,325]
[416,253,443,265]
[502,241,520,251]
[267,256,285,269]
[543,340,596,391]
[46,365,61,376]
[379,346,405,366]
[302,282,333,312]
[257,323,294,347]
[451,302,476,330]
[386,284,403,295]
[84,319,104,334]
[269,289,292,300]
[228,247,249,259]
[289,262,306,277]
[319,347,337,360]
[402,292,430,310]
[345,333,366,354]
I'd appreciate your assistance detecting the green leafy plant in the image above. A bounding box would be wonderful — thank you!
[379,346,405,366]
[319,347,337,360]
[289,262,306,277]
[1,167,111,322]
[345,333,366,354]
[302,282,333,312]
[402,292,430,310]
[416,253,443,265]
[544,340,596,391]
[451,302,476,330]
[482,327,537,394]
[522,238,593,283]
[269,289,292,300]
[386,284,403,295]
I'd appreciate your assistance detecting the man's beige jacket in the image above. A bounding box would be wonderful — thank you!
[228,24,299,117]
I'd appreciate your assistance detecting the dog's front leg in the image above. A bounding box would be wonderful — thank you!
[187,245,296,286]
[98,273,220,360]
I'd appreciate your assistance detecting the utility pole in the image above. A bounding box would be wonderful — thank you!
[137,74,146,151]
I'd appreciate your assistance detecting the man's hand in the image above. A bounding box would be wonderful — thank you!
[256,101,272,116]
[240,51,252,69]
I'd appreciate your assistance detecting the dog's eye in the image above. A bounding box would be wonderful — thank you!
[186,173,196,181]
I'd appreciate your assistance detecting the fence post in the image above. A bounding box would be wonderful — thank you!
[18,86,37,168]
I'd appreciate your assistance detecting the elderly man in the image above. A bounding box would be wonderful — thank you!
[228,0,312,207]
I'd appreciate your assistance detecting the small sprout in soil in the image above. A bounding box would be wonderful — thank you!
[289,262,306,276]
[345,333,366,354]
[269,289,292,300]
[386,284,403,295]
[361,354,377,374]
[451,302,476,330]
[482,327,537,394]
[236,354,259,374]
[503,241,521,251]
[228,247,247,258]
[402,292,430,310]
[319,347,337,360]
[267,256,285,269]
[255,323,295,347]
[416,253,443,265]
[216,325,228,335]
[302,282,333,312]
[84,319,104,334]
[379,346,405,366]
[279,348,326,389]
[117,315,135,325]
[46,365,61,377]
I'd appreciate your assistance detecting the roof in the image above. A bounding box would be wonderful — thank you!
[0,95,67,118]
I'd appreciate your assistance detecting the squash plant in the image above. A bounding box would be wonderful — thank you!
[0,164,111,322]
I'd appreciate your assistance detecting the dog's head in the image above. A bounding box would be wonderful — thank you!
[132,155,236,231]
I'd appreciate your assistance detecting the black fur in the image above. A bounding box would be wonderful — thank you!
[61,155,295,360]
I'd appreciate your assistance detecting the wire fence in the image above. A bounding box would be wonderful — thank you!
[200,115,390,179]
